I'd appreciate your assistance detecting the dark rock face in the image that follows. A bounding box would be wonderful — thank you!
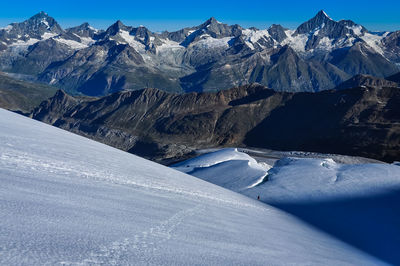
[387,72,400,83]
[268,24,287,42]
[245,86,400,162]
[66,23,100,39]
[10,39,74,74]
[31,84,400,163]
[328,43,398,78]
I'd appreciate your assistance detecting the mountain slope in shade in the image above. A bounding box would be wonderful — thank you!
[0,72,57,113]
[31,84,400,163]
[334,74,399,90]
[244,86,400,162]
[386,71,400,83]
[172,148,400,265]
[0,109,382,265]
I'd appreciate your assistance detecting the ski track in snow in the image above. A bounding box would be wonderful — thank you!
[61,205,204,265]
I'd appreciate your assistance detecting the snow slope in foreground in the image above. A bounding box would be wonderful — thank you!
[0,109,383,265]
[172,148,400,265]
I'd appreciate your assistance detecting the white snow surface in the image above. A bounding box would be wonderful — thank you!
[173,148,400,265]
[242,29,272,49]
[173,148,271,192]
[191,36,233,50]
[251,157,400,202]
[0,109,383,265]
[55,38,89,49]
[117,30,146,53]
[282,30,309,53]
[174,148,400,202]
[360,32,386,55]
[8,32,57,48]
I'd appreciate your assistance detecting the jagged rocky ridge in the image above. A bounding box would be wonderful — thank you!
[31,83,400,163]
[1,11,399,95]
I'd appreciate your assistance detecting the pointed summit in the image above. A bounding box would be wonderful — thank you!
[316,10,332,21]
[3,11,63,40]
[31,11,49,19]
[114,20,125,28]
[206,17,219,24]
[105,20,130,35]
[295,10,335,34]
[27,11,60,28]
[66,22,99,38]
[110,20,126,30]
[199,17,222,28]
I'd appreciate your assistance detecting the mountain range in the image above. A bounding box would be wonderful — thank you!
[1,11,400,96]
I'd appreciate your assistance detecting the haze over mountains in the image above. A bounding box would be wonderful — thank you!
[1,10,400,95]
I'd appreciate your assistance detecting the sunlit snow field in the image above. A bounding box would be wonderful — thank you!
[0,109,388,265]
[173,148,400,264]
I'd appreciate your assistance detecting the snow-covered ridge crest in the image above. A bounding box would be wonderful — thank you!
[172,148,271,192]
[175,149,400,202]
[0,11,394,58]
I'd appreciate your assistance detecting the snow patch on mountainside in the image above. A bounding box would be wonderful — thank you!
[55,38,88,49]
[8,32,57,48]
[242,29,272,49]
[282,30,308,52]
[117,30,146,53]
[191,36,233,49]
[360,32,386,55]
[156,39,184,52]
[9,37,40,47]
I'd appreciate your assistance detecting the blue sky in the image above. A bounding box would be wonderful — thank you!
[0,0,399,32]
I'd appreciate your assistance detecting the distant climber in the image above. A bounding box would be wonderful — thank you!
[257,195,260,200]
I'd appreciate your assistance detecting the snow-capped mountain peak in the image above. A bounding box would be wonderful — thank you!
[0,11,63,47]
[0,11,399,94]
